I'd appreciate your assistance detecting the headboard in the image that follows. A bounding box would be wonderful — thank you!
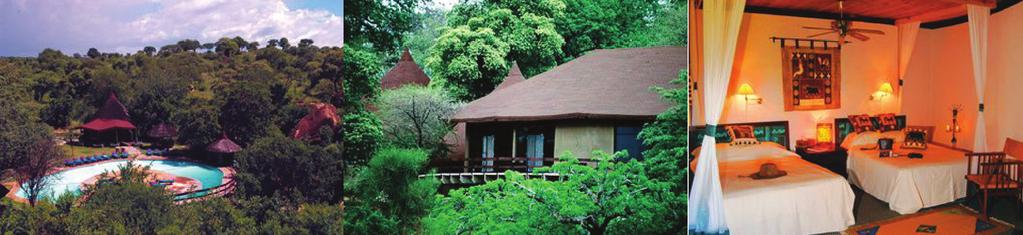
[834,115,907,146]
[689,121,791,150]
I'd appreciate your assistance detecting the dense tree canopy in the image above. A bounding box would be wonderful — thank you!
[424,151,682,234]
[344,148,439,234]
[344,0,424,54]
[234,135,345,204]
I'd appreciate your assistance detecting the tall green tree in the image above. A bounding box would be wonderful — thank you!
[344,0,423,54]
[345,148,439,234]
[375,85,460,155]
[217,80,276,146]
[426,26,509,101]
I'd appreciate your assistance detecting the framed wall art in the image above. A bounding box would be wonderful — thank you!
[781,46,841,111]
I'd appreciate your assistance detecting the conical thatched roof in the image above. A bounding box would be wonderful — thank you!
[207,133,242,154]
[81,92,136,131]
[494,62,525,90]
[147,123,178,138]
[381,48,430,89]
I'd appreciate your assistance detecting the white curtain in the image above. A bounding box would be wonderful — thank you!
[968,5,989,152]
[896,21,920,113]
[689,0,746,233]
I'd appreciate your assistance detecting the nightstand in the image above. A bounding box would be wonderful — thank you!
[795,144,847,177]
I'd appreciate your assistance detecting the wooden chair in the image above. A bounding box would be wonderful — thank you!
[965,138,1023,217]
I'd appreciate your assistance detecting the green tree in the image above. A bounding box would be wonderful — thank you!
[66,161,176,234]
[341,111,383,166]
[0,99,52,173]
[177,39,202,52]
[424,151,681,234]
[375,85,460,155]
[174,100,221,150]
[344,0,423,53]
[166,198,258,234]
[87,48,101,58]
[215,37,241,57]
[144,46,157,56]
[234,135,344,204]
[426,26,509,101]
[636,70,688,232]
[341,46,382,110]
[217,80,275,146]
[345,148,439,234]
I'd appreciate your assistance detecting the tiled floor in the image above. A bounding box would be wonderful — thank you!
[822,185,1021,235]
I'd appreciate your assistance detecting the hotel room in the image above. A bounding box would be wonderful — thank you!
[689,0,1023,234]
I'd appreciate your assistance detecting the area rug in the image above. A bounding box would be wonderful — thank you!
[845,205,1013,235]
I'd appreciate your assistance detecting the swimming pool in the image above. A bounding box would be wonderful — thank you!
[14,160,224,201]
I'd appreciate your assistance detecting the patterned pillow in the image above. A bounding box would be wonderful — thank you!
[726,125,759,145]
[877,113,898,131]
[849,114,877,133]
[902,128,928,149]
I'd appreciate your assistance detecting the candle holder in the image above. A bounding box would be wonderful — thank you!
[946,105,962,146]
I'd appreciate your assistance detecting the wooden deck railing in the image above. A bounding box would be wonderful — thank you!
[173,179,236,203]
[434,156,597,173]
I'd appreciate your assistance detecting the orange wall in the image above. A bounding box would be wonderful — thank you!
[903,3,1023,151]
[692,12,900,148]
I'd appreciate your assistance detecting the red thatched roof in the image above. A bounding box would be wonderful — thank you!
[494,62,525,90]
[451,46,686,123]
[291,103,341,141]
[81,92,136,131]
[147,123,178,138]
[207,133,242,153]
[381,48,430,89]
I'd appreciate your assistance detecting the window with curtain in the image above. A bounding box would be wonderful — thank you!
[615,126,645,160]
[482,134,495,172]
[526,134,544,172]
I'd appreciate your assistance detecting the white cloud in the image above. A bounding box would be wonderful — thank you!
[0,0,341,56]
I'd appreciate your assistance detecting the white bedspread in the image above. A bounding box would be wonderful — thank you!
[717,155,856,235]
[846,144,968,214]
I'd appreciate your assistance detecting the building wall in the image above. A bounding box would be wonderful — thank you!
[553,124,615,160]
[902,2,1023,151]
[691,12,900,148]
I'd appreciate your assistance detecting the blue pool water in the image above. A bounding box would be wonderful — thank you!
[14,160,224,201]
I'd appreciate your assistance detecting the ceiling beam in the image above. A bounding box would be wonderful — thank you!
[895,5,967,25]
[935,0,997,8]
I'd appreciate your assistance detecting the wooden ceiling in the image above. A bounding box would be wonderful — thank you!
[697,0,1019,29]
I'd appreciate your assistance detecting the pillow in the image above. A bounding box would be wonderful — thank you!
[876,113,898,131]
[902,128,928,149]
[726,125,760,145]
[849,114,877,133]
[692,142,796,162]
[841,131,882,149]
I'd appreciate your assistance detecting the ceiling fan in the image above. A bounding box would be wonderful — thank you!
[803,0,885,43]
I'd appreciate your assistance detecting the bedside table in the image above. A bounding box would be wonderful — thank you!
[795,145,847,177]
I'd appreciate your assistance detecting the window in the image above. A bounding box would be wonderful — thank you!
[525,134,544,171]
[615,126,645,160]
[482,135,495,172]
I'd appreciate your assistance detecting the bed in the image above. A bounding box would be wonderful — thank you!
[836,116,968,214]
[692,122,855,235]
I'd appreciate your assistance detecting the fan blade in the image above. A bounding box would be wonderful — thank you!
[807,31,836,38]
[848,32,870,41]
[850,28,886,35]
[803,26,834,30]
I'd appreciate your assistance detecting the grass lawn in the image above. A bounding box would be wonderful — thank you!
[63,145,116,159]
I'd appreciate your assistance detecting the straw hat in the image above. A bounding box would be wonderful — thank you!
[750,163,787,179]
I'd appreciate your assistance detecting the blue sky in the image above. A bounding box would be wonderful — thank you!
[0,0,342,57]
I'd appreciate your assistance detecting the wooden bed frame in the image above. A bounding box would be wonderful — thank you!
[689,120,791,150]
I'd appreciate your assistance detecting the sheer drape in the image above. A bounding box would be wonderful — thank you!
[896,21,920,113]
[688,0,746,233]
[967,5,989,151]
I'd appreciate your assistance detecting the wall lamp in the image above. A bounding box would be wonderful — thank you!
[870,82,894,100]
[738,83,763,104]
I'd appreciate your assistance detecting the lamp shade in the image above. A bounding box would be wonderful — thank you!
[878,82,894,94]
[738,83,755,96]
[817,123,834,143]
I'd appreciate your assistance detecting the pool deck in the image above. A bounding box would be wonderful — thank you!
[3,146,235,204]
